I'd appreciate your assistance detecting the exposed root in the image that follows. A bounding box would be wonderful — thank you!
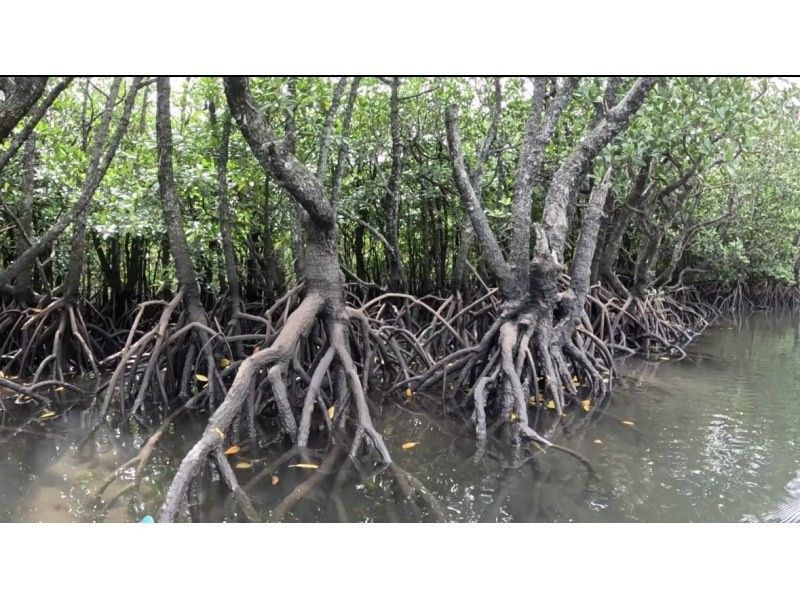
[159,290,394,522]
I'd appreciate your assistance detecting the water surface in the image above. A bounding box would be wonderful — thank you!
[2,312,798,522]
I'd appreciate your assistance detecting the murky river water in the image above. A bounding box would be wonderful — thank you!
[2,312,799,522]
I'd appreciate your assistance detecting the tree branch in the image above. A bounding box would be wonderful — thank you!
[223,77,335,227]
[444,103,512,292]
[0,77,73,174]
[542,77,659,262]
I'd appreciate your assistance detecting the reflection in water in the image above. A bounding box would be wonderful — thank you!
[1,312,799,522]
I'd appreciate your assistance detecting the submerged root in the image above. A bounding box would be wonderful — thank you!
[402,297,611,470]
[158,292,393,522]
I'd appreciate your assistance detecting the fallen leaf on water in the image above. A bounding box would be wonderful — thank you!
[659,356,670,361]
[235,461,253,469]
[0,370,5,379]
[14,396,32,405]
[581,399,592,412]
[401,442,419,450]
[54,386,65,392]
[40,410,56,419]
[289,463,319,470]
[271,475,280,485]
[593,439,603,444]
[546,400,556,410]
[30,308,43,314]
[327,405,335,419]
[622,420,635,426]
[218,357,231,368]
[404,387,413,399]
[195,373,208,383]
[224,445,241,456]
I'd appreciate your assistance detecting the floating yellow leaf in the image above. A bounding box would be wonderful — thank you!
[14,395,32,405]
[218,357,231,368]
[659,356,670,361]
[0,370,5,379]
[234,461,253,469]
[271,475,280,486]
[622,420,635,426]
[401,442,419,450]
[224,445,241,456]
[54,386,65,392]
[40,410,56,419]
[404,387,413,399]
[546,400,556,410]
[195,373,208,383]
[327,405,335,419]
[593,439,603,444]
[30,308,43,314]
[289,463,319,470]
[581,399,591,412]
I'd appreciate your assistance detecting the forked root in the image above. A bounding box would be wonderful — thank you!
[158,292,392,522]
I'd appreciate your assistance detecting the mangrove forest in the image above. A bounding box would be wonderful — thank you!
[2,76,800,523]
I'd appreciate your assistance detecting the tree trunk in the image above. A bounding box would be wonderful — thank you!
[209,101,241,314]
[632,223,664,296]
[13,133,37,306]
[155,77,207,326]
[0,77,48,143]
[382,77,406,291]
[596,158,653,292]
[330,77,361,208]
[451,78,502,294]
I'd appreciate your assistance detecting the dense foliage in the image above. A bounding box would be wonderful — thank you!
[3,77,799,300]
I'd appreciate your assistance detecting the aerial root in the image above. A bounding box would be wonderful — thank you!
[0,297,104,382]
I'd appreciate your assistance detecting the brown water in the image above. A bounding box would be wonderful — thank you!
[2,312,799,522]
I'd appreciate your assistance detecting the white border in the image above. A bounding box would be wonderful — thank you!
[0,523,797,595]
[2,1,799,74]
